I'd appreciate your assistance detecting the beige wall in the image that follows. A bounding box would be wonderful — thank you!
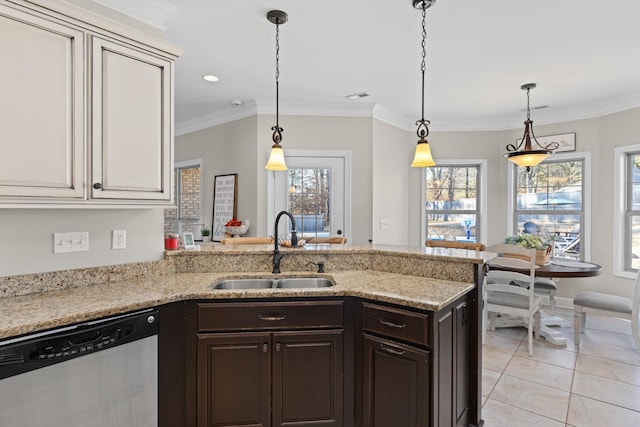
[0,208,164,277]
[176,107,640,300]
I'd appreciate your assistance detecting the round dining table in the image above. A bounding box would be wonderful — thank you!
[493,259,602,278]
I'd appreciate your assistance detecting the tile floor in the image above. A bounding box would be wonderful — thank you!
[481,308,640,427]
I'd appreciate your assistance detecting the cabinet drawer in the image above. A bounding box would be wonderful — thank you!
[362,302,430,346]
[198,301,343,331]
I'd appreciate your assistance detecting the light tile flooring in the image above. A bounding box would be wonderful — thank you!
[481,308,640,427]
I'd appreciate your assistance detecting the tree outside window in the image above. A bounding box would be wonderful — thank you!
[426,165,479,242]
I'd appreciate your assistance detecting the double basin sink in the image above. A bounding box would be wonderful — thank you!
[213,277,334,290]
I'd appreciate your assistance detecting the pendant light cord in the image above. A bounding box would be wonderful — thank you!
[416,0,430,140]
[272,17,283,143]
[526,85,531,121]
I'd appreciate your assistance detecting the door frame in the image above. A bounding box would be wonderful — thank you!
[267,149,352,240]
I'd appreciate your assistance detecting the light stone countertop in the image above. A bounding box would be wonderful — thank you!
[0,244,494,340]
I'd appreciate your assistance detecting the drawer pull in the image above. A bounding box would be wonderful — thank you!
[380,344,405,355]
[379,319,406,329]
[259,313,286,321]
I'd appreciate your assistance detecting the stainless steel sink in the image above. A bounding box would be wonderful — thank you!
[212,277,334,289]
[213,279,275,289]
[275,278,334,288]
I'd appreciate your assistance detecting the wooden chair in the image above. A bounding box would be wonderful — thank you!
[306,237,347,244]
[485,244,541,356]
[220,237,274,245]
[425,239,486,251]
[573,272,640,350]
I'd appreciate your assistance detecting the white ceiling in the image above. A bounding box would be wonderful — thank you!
[97,0,640,134]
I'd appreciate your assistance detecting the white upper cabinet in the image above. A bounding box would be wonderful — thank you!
[0,0,182,206]
[90,37,172,201]
[0,4,84,200]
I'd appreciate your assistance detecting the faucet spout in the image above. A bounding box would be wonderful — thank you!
[272,210,298,274]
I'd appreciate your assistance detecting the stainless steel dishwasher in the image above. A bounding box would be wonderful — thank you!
[0,308,159,427]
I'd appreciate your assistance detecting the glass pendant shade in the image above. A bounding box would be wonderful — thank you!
[504,150,550,167]
[411,140,435,168]
[265,143,287,170]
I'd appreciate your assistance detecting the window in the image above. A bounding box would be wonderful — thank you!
[614,145,640,276]
[424,161,485,244]
[510,153,590,261]
[164,160,202,235]
[268,150,349,241]
[287,168,332,239]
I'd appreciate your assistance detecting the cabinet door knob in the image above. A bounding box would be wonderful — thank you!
[275,343,282,352]
[93,183,102,190]
[262,343,269,353]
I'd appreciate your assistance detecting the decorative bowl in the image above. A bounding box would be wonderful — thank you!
[225,224,249,237]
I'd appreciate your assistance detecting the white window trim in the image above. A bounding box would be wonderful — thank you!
[420,159,488,249]
[613,144,640,279]
[266,149,352,240]
[506,151,592,261]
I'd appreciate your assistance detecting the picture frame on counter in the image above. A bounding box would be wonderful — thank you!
[212,173,238,242]
[182,232,196,249]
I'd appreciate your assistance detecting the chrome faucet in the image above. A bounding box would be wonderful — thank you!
[272,210,298,274]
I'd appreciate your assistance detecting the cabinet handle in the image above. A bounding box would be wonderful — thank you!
[380,344,406,355]
[275,343,282,352]
[93,183,102,190]
[259,313,286,321]
[262,343,269,353]
[379,319,406,329]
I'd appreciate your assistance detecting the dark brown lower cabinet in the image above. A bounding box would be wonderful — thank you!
[197,329,343,427]
[362,334,429,427]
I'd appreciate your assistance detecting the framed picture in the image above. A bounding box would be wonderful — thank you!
[517,132,576,153]
[182,232,196,249]
[212,174,238,241]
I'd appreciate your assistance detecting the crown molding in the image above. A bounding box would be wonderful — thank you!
[90,0,177,31]
[175,95,640,137]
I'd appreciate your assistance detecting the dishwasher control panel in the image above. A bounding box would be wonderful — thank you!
[0,309,158,380]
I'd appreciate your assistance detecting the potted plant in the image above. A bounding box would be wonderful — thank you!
[504,234,553,265]
[200,228,211,242]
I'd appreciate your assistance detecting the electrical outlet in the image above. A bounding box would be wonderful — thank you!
[112,230,126,250]
[53,232,89,254]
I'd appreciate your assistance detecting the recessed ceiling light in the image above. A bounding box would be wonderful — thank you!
[345,92,370,100]
[202,74,219,82]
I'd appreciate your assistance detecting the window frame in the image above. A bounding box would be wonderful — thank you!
[166,159,203,234]
[507,151,591,261]
[614,144,640,278]
[420,159,487,248]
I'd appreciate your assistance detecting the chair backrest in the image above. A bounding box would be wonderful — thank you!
[220,237,274,245]
[485,243,537,303]
[426,239,486,251]
[306,237,347,244]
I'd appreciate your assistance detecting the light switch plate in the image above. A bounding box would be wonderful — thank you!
[54,232,89,254]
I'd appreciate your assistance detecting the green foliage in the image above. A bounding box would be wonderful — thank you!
[504,234,552,250]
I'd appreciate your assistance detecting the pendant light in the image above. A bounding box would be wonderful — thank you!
[504,83,559,172]
[410,0,436,168]
[265,10,288,171]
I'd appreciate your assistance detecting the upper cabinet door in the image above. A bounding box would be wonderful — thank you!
[90,37,173,202]
[0,5,84,199]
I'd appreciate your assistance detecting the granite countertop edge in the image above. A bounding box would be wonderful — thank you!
[0,270,476,340]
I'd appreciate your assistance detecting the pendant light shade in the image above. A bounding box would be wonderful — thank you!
[504,83,558,171]
[265,10,288,171]
[265,143,287,171]
[410,0,436,168]
[411,139,435,167]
